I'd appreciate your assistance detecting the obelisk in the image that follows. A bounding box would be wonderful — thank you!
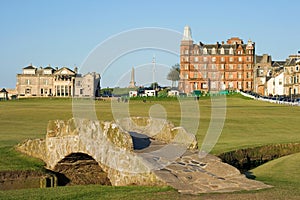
[129,67,136,88]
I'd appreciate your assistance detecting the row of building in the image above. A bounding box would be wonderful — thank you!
[16,65,100,98]
[178,26,300,97]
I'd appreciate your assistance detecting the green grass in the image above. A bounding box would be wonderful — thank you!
[0,95,300,199]
[251,152,300,185]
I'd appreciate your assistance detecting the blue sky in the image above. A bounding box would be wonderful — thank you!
[1,0,300,88]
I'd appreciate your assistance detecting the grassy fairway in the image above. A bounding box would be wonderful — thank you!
[0,95,300,199]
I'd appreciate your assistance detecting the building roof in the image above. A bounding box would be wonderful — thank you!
[0,88,8,93]
[272,61,285,67]
[256,54,272,64]
[23,65,36,70]
[53,67,76,75]
[44,66,55,70]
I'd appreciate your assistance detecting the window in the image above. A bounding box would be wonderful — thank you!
[185,50,189,54]
[26,79,30,85]
[185,57,189,62]
[194,57,199,62]
[296,65,299,71]
[258,69,264,77]
[203,64,207,70]
[220,48,225,54]
[247,82,252,88]
[221,73,225,79]
[237,51,241,55]
[229,47,233,54]
[247,64,252,69]
[220,64,225,70]
[203,57,207,62]
[211,48,216,54]
[202,72,207,78]
[221,57,225,62]
[211,72,216,79]
[238,82,242,89]
[279,79,282,85]
[193,72,198,78]
[203,48,207,54]
[212,64,216,70]
[247,56,252,62]
[229,72,233,79]
[194,64,199,70]
[238,57,242,62]
[229,64,234,70]
[229,82,234,88]
[76,81,81,87]
[184,64,189,70]
[294,76,298,83]
[229,57,234,62]
[238,72,242,79]
[211,81,216,89]
[184,73,188,79]
[212,57,216,62]
[238,64,242,69]
[247,72,251,79]
[194,82,198,89]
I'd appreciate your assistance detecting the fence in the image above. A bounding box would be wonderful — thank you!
[240,91,300,106]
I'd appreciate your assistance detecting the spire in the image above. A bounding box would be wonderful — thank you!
[129,67,136,88]
[182,25,192,41]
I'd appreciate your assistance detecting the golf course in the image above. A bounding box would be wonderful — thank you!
[0,94,299,199]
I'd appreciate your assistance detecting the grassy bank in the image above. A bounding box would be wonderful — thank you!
[0,95,300,199]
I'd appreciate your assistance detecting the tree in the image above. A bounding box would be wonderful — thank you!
[167,64,180,88]
[150,82,159,90]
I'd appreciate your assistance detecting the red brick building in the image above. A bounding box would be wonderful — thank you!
[178,26,255,94]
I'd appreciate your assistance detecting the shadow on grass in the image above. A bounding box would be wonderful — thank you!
[244,171,256,180]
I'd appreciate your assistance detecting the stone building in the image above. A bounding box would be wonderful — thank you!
[16,64,100,98]
[254,54,272,95]
[283,55,300,97]
[16,65,57,97]
[254,54,285,96]
[74,72,101,97]
[178,26,255,94]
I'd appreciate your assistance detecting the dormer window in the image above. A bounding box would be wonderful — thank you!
[211,48,216,54]
[220,47,225,54]
[203,48,207,54]
[229,47,234,55]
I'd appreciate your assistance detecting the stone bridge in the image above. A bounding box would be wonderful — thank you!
[17,117,271,194]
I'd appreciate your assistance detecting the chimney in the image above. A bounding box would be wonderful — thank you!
[74,66,78,73]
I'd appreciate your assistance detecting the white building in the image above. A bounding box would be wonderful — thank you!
[168,90,179,96]
[144,90,156,97]
[266,72,284,96]
[129,90,138,97]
